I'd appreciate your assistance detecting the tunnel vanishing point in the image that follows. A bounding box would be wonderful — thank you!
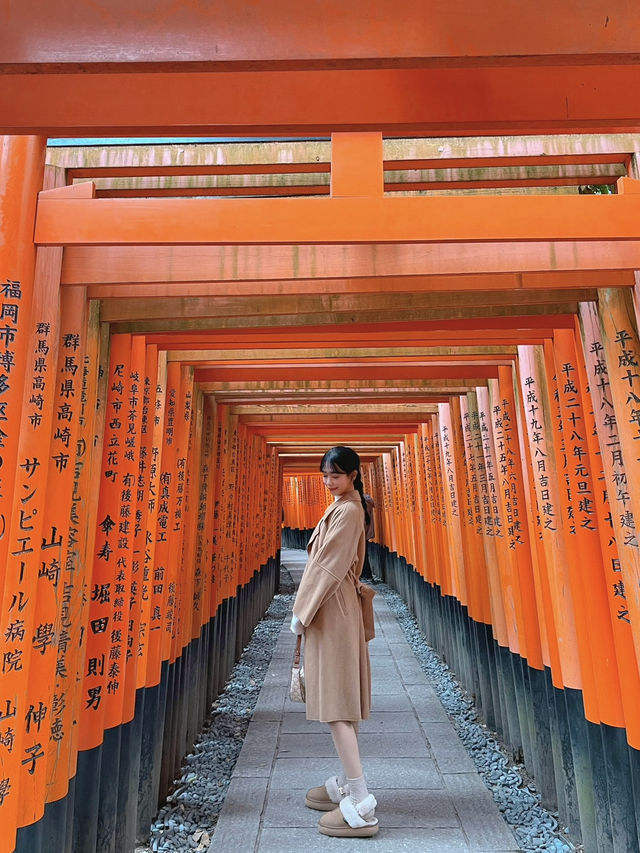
[2,3,640,852]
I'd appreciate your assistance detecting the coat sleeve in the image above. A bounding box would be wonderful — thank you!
[293,503,361,627]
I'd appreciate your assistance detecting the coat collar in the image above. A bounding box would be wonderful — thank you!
[324,490,361,514]
[308,490,362,550]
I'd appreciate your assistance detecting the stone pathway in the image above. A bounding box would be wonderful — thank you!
[208,549,521,852]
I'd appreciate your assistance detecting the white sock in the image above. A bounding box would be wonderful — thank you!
[337,772,347,790]
[347,774,369,804]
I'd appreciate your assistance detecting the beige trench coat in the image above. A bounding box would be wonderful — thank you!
[293,490,371,723]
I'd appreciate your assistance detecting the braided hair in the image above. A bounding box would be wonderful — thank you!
[320,445,371,529]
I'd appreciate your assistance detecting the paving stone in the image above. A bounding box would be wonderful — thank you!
[445,773,520,850]
[277,732,430,759]
[371,659,402,676]
[256,827,471,852]
[281,712,329,734]
[394,657,430,685]
[371,678,406,696]
[208,776,268,853]
[261,662,290,684]
[282,696,310,713]
[368,639,392,656]
[369,692,413,712]
[252,682,286,722]
[270,757,442,790]
[379,624,408,644]
[263,788,460,829]
[359,711,422,734]
[422,722,477,773]
[405,683,451,723]
[233,720,280,777]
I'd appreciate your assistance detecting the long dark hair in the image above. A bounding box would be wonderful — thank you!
[320,445,370,529]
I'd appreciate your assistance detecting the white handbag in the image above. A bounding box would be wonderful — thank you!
[289,634,306,703]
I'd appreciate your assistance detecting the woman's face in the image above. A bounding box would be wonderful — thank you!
[322,467,357,498]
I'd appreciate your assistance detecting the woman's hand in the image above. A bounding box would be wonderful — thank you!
[290,614,305,635]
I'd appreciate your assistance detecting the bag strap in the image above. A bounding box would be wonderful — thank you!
[293,634,302,666]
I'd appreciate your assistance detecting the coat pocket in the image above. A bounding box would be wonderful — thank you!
[334,586,348,618]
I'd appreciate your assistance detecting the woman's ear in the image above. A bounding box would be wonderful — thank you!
[349,470,357,485]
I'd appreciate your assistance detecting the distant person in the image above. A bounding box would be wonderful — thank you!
[290,445,378,838]
[360,493,376,582]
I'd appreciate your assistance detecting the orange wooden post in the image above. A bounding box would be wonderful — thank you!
[42,287,89,805]
[466,391,508,647]
[0,242,62,832]
[421,421,443,587]
[187,389,207,641]
[382,453,397,557]
[512,356,560,681]
[576,312,640,748]
[165,365,194,666]
[399,440,415,570]
[596,288,640,664]
[492,366,544,671]
[449,395,485,625]
[99,334,144,731]
[437,404,467,604]
[224,411,240,601]
[196,396,217,635]
[62,300,104,788]
[210,404,227,617]
[132,343,158,693]
[410,431,431,579]
[115,334,145,727]
[177,381,201,652]
[477,385,522,655]
[389,447,404,561]
[139,351,167,689]
[0,137,46,582]
[551,328,624,729]
[236,422,249,590]
[430,415,453,596]
[0,136,46,851]
[78,333,132,752]
[517,345,583,695]
[212,405,234,604]
[459,395,492,625]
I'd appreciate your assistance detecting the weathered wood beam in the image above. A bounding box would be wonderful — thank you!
[5,1,636,67]
[194,365,501,381]
[62,243,640,285]
[232,404,440,415]
[35,183,640,245]
[5,66,640,136]
[143,315,574,347]
[45,137,640,176]
[100,288,595,322]
[108,302,586,333]
[85,270,634,300]
[166,346,519,362]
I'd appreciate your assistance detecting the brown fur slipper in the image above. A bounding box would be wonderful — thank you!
[318,795,379,837]
[305,776,348,811]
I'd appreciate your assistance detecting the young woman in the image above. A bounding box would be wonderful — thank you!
[290,445,378,838]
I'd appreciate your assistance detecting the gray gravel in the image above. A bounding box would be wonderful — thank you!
[136,564,577,853]
[135,571,294,853]
[376,581,578,853]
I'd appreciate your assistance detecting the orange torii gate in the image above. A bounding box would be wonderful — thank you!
[2,1,640,136]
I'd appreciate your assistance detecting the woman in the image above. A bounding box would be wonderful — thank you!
[290,445,378,838]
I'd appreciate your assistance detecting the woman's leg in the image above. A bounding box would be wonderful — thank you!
[329,720,362,779]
